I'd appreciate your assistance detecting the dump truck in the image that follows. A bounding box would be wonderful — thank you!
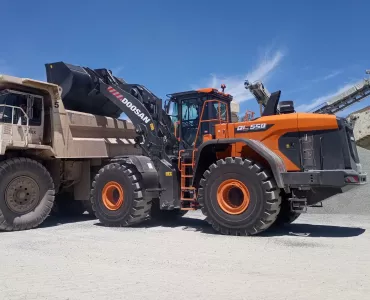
[0,62,367,235]
[0,67,144,230]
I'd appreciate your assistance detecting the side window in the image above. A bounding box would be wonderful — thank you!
[219,102,228,121]
[29,97,42,126]
[212,102,228,121]
[13,94,28,125]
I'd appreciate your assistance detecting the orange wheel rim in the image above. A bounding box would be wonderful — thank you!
[102,181,124,211]
[217,179,250,215]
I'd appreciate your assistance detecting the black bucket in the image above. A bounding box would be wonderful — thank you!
[45,62,122,118]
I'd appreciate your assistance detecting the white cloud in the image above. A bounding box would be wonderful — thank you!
[311,70,343,83]
[285,69,344,97]
[296,83,356,112]
[194,49,284,103]
[322,70,343,80]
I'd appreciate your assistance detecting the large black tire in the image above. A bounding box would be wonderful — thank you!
[273,199,300,226]
[198,157,281,236]
[0,158,55,231]
[150,198,187,221]
[90,163,151,227]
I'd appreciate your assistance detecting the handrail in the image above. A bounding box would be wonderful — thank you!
[0,104,30,145]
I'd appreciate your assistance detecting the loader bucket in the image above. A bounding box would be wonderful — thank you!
[45,62,122,118]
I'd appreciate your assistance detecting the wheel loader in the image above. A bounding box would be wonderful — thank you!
[0,62,367,235]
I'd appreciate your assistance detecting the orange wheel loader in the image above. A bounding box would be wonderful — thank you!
[14,61,365,236]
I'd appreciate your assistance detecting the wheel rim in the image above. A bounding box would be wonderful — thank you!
[5,176,40,214]
[217,179,250,215]
[102,181,124,211]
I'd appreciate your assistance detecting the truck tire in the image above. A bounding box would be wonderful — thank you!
[0,158,55,231]
[150,198,187,221]
[198,157,281,236]
[273,200,300,226]
[90,163,151,227]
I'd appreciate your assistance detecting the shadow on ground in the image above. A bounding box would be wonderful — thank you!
[260,223,365,238]
[94,216,366,238]
[38,213,96,229]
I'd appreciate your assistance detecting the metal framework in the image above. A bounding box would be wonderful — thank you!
[311,79,370,114]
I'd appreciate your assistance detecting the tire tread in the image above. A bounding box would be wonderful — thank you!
[90,163,151,227]
[198,157,281,236]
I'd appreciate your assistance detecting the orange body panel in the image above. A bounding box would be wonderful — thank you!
[214,112,338,171]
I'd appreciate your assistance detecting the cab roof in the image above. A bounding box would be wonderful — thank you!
[167,87,233,102]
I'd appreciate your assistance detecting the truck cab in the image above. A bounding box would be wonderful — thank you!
[0,89,44,149]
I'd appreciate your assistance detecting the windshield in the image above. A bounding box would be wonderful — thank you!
[0,91,42,126]
[0,91,27,124]
[181,98,200,147]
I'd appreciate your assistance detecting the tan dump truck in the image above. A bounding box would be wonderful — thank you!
[0,72,142,231]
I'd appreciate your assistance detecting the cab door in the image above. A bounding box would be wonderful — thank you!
[26,95,44,145]
[11,92,43,145]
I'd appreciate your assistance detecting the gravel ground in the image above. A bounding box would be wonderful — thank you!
[0,212,369,300]
[0,147,369,300]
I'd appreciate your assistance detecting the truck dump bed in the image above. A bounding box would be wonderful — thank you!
[62,109,142,158]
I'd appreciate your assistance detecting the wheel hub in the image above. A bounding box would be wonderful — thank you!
[5,176,40,214]
[102,181,124,211]
[217,179,250,215]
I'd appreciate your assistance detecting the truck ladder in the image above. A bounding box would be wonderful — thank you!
[178,149,197,210]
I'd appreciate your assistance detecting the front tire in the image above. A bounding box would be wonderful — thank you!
[90,163,151,227]
[198,157,281,236]
[274,199,300,226]
[0,158,55,231]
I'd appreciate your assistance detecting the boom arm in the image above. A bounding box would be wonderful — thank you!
[90,69,178,162]
[45,62,178,163]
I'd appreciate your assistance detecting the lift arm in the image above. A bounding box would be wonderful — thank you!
[91,70,177,161]
[46,62,177,163]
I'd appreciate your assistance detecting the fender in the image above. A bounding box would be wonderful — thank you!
[193,138,286,189]
[111,155,159,191]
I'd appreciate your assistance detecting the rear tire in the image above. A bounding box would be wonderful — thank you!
[198,157,281,236]
[0,158,55,231]
[274,199,300,226]
[90,163,151,227]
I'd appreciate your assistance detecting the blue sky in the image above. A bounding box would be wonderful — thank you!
[1,0,370,119]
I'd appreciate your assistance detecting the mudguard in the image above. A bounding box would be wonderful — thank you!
[111,155,159,191]
[194,138,286,189]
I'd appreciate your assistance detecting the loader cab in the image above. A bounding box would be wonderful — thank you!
[166,88,232,149]
[0,89,44,145]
